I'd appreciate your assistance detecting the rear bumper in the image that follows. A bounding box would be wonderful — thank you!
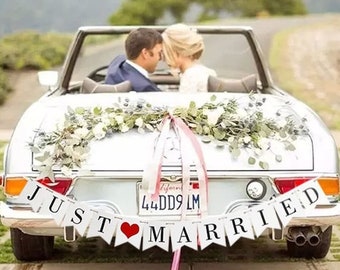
[2,202,340,236]
[0,202,62,236]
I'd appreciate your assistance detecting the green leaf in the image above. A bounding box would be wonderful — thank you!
[145,123,154,131]
[35,151,50,162]
[75,107,85,114]
[188,101,197,116]
[231,147,241,158]
[137,127,145,134]
[195,124,203,134]
[248,156,256,165]
[93,107,102,115]
[212,128,226,140]
[275,155,282,162]
[210,95,217,102]
[259,161,269,170]
[279,130,287,138]
[67,106,74,114]
[285,142,296,151]
[126,119,135,128]
[187,122,197,128]
[203,125,210,135]
[30,146,41,154]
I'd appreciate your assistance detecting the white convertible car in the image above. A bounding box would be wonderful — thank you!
[1,26,339,261]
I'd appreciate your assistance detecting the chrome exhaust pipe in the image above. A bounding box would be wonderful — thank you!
[294,231,307,246]
[306,231,321,246]
[287,229,307,246]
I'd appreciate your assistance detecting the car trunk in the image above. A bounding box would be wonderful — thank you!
[32,92,313,172]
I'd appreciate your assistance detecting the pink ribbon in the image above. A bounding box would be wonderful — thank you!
[171,248,182,270]
[142,117,172,200]
[170,117,208,270]
[172,117,208,216]
[142,115,208,270]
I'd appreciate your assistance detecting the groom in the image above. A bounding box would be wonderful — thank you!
[105,28,163,92]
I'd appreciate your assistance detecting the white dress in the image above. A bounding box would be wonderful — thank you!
[179,64,217,93]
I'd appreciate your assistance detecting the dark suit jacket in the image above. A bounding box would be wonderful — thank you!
[105,55,160,92]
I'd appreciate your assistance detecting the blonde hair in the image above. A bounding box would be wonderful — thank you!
[162,23,204,67]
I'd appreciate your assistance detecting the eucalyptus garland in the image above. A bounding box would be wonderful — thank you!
[31,94,308,177]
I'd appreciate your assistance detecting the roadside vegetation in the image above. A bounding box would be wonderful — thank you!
[0,31,73,105]
[0,69,11,106]
[0,31,72,70]
[109,0,306,25]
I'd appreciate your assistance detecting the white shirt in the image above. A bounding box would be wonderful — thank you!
[179,64,217,93]
[126,60,149,78]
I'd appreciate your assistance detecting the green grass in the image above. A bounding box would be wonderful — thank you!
[0,225,8,238]
[0,240,16,263]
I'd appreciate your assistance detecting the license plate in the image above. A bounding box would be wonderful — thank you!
[138,181,200,216]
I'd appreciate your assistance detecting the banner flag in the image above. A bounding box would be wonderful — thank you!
[61,202,94,237]
[18,180,46,212]
[273,192,303,227]
[39,188,71,225]
[143,221,170,251]
[225,211,254,246]
[197,217,226,249]
[171,221,198,251]
[87,210,117,245]
[297,180,329,209]
[250,203,281,238]
[115,217,144,249]
[18,178,331,250]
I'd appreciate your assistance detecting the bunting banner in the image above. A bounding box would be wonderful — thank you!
[17,177,327,251]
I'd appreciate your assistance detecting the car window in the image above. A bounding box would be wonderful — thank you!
[71,35,125,83]
[202,34,257,78]
[70,32,259,86]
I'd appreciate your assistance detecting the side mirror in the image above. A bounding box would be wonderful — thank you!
[37,71,58,91]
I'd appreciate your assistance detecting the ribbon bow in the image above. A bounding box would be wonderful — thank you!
[142,115,208,270]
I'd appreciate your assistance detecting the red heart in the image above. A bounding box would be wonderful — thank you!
[120,222,140,238]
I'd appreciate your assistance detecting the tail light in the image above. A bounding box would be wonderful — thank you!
[38,177,73,195]
[4,177,27,196]
[4,176,72,196]
[274,177,340,196]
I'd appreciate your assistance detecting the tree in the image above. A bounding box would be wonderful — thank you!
[214,0,307,17]
[109,0,191,25]
[108,0,307,26]
[262,0,307,15]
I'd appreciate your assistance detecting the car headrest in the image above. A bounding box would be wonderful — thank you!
[207,74,257,93]
[81,77,132,93]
